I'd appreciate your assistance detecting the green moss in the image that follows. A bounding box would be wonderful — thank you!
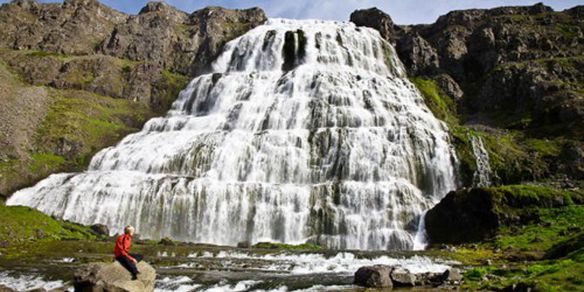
[34,89,152,171]
[252,242,322,251]
[0,204,97,245]
[25,50,70,61]
[492,205,583,253]
[557,24,580,39]
[28,153,66,174]
[155,70,189,113]
[410,77,458,126]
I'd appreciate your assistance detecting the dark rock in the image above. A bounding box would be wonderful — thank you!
[425,186,576,244]
[354,265,393,288]
[415,271,445,286]
[159,237,176,246]
[425,188,501,244]
[396,33,439,76]
[390,267,416,286]
[434,74,463,101]
[90,224,109,236]
[350,8,400,44]
[74,261,156,291]
[237,241,251,248]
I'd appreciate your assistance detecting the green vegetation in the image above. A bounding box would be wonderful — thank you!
[155,70,190,113]
[35,89,152,169]
[410,77,458,126]
[28,153,66,174]
[0,203,98,246]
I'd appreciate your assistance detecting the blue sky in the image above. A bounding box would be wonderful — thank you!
[1,0,582,24]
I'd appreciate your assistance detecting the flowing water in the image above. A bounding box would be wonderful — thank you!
[8,19,457,250]
[470,136,492,187]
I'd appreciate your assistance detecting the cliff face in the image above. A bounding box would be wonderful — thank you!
[0,0,266,197]
[352,3,584,185]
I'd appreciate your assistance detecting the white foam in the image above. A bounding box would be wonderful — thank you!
[0,271,67,291]
[181,251,452,275]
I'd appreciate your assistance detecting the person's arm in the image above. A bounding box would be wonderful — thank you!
[120,236,136,262]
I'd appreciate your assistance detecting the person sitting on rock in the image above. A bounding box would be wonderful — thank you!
[114,225,143,280]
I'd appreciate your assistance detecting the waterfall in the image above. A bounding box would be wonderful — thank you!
[470,135,492,187]
[8,19,457,250]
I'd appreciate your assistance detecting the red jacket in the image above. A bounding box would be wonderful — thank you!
[114,234,135,261]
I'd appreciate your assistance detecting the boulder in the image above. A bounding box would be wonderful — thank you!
[74,261,156,292]
[425,186,580,244]
[0,285,15,292]
[90,224,110,236]
[159,237,176,246]
[354,265,393,288]
[415,271,446,286]
[443,268,463,283]
[390,267,416,286]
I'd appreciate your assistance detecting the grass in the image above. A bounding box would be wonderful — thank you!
[0,203,98,246]
[410,77,458,126]
[28,153,66,174]
[456,203,584,291]
[492,205,583,253]
[35,90,152,167]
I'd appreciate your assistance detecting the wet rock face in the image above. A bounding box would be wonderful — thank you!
[354,265,393,288]
[74,261,156,292]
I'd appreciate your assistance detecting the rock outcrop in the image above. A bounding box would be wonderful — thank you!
[350,8,400,44]
[351,3,584,185]
[74,261,156,292]
[425,185,583,244]
[0,0,266,196]
[0,1,266,75]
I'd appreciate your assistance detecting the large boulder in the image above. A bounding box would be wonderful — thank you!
[354,265,393,288]
[425,185,582,244]
[74,261,156,292]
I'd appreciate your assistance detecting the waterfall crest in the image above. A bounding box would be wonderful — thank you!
[8,19,457,250]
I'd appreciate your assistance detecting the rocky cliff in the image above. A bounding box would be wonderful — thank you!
[0,0,266,196]
[352,3,584,186]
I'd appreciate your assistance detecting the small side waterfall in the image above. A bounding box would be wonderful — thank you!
[470,135,493,187]
[8,19,458,250]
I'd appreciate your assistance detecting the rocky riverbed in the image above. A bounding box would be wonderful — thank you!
[0,240,459,291]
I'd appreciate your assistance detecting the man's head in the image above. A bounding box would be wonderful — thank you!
[124,225,135,236]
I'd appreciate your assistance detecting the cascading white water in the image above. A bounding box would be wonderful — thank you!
[470,135,492,187]
[8,19,457,250]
